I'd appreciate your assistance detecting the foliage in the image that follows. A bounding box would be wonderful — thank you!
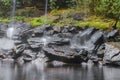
[90,0,120,20]
[49,0,59,10]
[49,0,76,10]
[0,18,10,23]
[16,7,40,17]
[0,0,11,17]
[116,21,120,28]
[29,17,54,27]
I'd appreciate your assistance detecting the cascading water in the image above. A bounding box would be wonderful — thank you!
[41,0,50,46]
[83,0,87,22]
[44,0,48,25]
[6,0,16,39]
[70,28,102,51]
[0,0,16,50]
[11,0,16,22]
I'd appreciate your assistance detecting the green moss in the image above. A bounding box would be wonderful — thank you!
[0,18,10,23]
[52,18,73,27]
[29,17,54,27]
[89,22,110,29]
[116,21,120,29]
[73,21,89,27]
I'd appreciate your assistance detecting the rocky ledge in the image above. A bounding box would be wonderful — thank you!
[0,22,119,66]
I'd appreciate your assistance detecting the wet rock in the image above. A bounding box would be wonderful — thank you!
[107,30,119,41]
[1,22,120,65]
[23,49,37,62]
[97,44,105,59]
[13,44,26,59]
[2,58,14,63]
[104,42,120,65]
[14,40,22,45]
[0,52,6,59]
[32,27,44,37]
[43,45,88,64]
[0,30,5,38]
[71,28,103,52]
[72,13,84,21]
[36,51,49,62]
[43,24,53,31]
[27,37,51,49]
[61,26,69,33]
[53,33,73,38]
[48,37,70,45]
[68,26,78,33]
[53,27,61,34]
[16,56,24,64]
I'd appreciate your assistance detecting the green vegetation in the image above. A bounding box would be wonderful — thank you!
[29,17,54,27]
[116,21,120,29]
[0,0,120,29]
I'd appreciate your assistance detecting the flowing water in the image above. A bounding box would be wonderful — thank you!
[0,0,16,51]
[44,0,48,25]
[83,0,87,22]
[7,0,16,39]
[11,0,16,22]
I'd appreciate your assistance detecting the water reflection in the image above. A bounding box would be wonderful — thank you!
[0,61,120,80]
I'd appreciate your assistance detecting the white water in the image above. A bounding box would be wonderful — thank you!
[11,0,16,22]
[83,0,87,22]
[6,0,16,39]
[6,27,14,39]
[0,38,14,50]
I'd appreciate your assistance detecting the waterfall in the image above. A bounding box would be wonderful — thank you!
[83,0,87,22]
[6,0,16,39]
[44,0,48,25]
[0,0,17,50]
[11,0,16,22]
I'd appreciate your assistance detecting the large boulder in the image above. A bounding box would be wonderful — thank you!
[104,42,120,65]
[43,45,88,64]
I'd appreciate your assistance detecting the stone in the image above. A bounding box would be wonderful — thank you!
[23,49,37,62]
[103,42,120,65]
[0,52,6,59]
[106,30,119,41]
[13,44,26,59]
[43,45,88,64]
[48,37,70,45]
[72,13,84,21]
[53,27,61,34]
[27,37,51,49]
